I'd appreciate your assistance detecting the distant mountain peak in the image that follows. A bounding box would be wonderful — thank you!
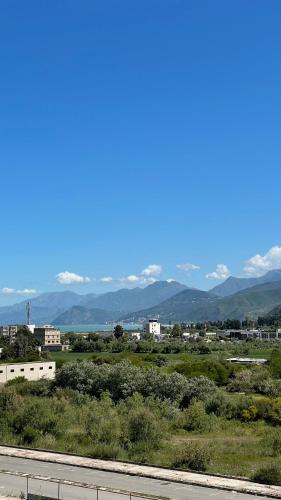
[210,269,281,297]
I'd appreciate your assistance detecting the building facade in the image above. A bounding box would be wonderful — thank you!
[0,361,56,383]
[146,319,161,337]
[34,325,61,345]
[0,325,18,342]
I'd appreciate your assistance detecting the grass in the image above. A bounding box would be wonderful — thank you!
[49,347,274,368]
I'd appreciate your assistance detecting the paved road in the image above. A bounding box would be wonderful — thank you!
[0,455,272,500]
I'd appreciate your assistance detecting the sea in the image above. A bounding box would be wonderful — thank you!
[56,324,143,333]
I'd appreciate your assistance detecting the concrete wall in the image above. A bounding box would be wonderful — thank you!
[0,361,56,384]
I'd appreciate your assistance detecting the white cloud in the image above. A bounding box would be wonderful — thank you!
[1,288,37,295]
[56,271,91,284]
[166,278,176,283]
[244,246,281,276]
[176,263,200,272]
[100,274,157,286]
[100,276,114,283]
[141,264,162,276]
[206,264,231,280]
[124,275,140,283]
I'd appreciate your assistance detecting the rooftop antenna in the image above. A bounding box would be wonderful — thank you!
[26,301,31,326]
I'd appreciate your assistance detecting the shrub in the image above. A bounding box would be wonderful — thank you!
[0,388,20,412]
[55,361,189,403]
[252,465,281,485]
[88,444,121,460]
[172,441,212,471]
[240,405,258,422]
[181,376,217,408]
[261,429,281,457]
[205,391,234,418]
[126,408,162,451]
[6,376,27,386]
[85,394,121,445]
[181,400,215,432]
[22,425,40,445]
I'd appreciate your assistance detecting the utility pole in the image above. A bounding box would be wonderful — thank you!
[26,301,31,325]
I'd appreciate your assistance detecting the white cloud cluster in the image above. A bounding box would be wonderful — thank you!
[100,276,114,283]
[56,271,91,284]
[1,288,37,295]
[100,264,162,286]
[244,246,281,276]
[176,263,200,272]
[100,275,156,285]
[141,264,162,276]
[206,264,231,280]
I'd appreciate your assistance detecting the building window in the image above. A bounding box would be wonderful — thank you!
[49,366,53,369]
[30,368,34,371]
[0,370,3,373]
[20,368,24,372]
[39,367,43,370]
[10,369,14,372]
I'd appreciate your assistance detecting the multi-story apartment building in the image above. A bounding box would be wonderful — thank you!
[0,325,18,342]
[34,325,61,346]
[146,319,161,337]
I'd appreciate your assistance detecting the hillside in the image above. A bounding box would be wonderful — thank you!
[0,291,93,325]
[84,280,188,312]
[54,281,188,324]
[122,281,281,323]
[0,281,187,325]
[210,269,281,297]
[264,304,281,321]
[54,306,119,325]
[120,289,217,323]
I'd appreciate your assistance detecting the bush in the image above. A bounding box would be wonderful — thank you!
[85,394,121,445]
[0,388,20,412]
[252,465,281,485]
[55,361,189,403]
[181,376,217,408]
[126,408,162,451]
[172,441,212,471]
[261,429,281,457]
[88,444,121,460]
[181,400,215,432]
[22,425,40,445]
[6,376,27,386]
[269,397,281,425]
[205,391,234,419]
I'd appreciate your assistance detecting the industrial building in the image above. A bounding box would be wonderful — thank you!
[0,361,56,383]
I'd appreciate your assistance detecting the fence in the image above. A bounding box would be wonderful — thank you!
[0,470,167,500]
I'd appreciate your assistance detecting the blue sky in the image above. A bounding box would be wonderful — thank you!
[0,0,280,304]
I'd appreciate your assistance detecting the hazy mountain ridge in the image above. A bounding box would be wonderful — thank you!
[0,281,187,325]
[122,280,281,323]
[211,269,281,297]
[54,306,119,325]
[1,273,281,325]
[54,281,188,324]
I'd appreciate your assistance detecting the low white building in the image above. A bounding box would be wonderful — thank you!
[127,331,142,341]
[0,361,56,384]
[146,319,161,337]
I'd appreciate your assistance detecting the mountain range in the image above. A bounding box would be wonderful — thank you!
[1,270,281,325]
[210,269,281,297]
[0,281,187,325]
[122,280,281,323]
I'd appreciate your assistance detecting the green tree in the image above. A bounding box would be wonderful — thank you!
[113,325,124,340]
[171,324,182,338]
